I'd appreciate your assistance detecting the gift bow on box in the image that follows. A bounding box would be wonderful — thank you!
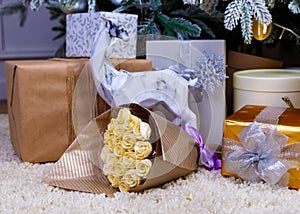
[223,106,300,185]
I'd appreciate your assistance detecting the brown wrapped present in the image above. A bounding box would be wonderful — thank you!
[110,58,152,72]
[45,103,199,197]
[5,58,153,163]
[222,105,300,189]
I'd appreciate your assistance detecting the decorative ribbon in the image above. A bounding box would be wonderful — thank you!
[181,125,221,170]
[224,106,300,185]
[105,20,129,41]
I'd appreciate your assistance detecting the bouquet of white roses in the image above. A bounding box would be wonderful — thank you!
[45,104,199,197]
[101,108,153,192]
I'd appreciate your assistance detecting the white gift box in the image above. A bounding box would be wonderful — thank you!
[234,69,300,112]
[146,40,226,153]
[66,12,138,58]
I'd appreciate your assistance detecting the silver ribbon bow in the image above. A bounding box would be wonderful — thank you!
[224,121,292,185]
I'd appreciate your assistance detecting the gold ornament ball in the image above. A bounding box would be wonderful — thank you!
[252,19,273,41]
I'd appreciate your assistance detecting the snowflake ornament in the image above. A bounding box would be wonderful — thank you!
[169,53,226,92]
[193,54,227,92]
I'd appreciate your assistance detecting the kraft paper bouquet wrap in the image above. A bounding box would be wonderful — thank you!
[222,105,300,189]
[45,103,199,196]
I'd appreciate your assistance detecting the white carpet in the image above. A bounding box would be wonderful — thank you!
[1,114,300,213]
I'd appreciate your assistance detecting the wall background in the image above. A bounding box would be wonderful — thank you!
[0,0,64,99]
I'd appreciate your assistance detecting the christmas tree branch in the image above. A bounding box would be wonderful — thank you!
[0,2,28,27]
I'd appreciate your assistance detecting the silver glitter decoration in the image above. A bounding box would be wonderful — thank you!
[193,53,227,92]
[169,53,227,92]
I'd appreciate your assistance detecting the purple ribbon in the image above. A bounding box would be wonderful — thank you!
[181,125,221,170]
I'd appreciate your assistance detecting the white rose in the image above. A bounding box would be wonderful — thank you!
[133,122,151,140]
[134,141,152,159]
[105,135,122,152]
[116,108,131,124]
[122,169,140,188]
[100,145,115,163]
[107,174,121,188]
[114,160,127,177]
[123,115,141,131]
[122,156,136,169]
[103,162,114,175]
[113,125,125,137]
[103,132,114,149]
[118,180,130,192]
[113,144,126,157]
[136,159,152,178]
[107,118,117,132]
[121,132,136,150]
[123,151,136,160]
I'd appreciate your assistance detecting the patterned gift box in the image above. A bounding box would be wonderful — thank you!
[222,105,300,189]
[66,12,138,58]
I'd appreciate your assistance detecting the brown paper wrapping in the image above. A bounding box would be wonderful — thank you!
[222,105,300,189]
[110,58,152,72]
[226,51,283,116]
[5,58,89,163]
[5,58,152,163]
[45,103,199,197]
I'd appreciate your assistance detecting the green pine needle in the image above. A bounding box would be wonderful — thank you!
[157,14,201,39]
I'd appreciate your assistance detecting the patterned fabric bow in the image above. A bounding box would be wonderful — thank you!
[105,19,129,41]
[224,121,300,185]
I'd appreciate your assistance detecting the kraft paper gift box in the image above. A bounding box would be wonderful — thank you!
[222,105,300,189]
[110,58,152,72]
[45,103,199,197]
[66,12,138,58]
[146,40,226,153]
[5,58,152,163]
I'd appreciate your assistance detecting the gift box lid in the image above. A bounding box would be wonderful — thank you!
[233,69,300,92]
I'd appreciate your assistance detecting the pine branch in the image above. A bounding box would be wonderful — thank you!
[138,19,161,35]
[149,0,162,10]
[58,0,78,7]
[47,5,63,20]
[288,0,300,13]
[0,2,28,27]
[0,2,26,16]
[168,17,202,37]
[224,0,242,30]
[113,0,134,13]
[170,6,218,38]
[240,0,253,44]
[267,0,276,9]
[156,13,201,39]
[252,0,272,24]
[190,18,216,38]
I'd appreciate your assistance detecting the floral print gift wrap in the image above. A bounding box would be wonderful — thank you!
[45,104,199,197]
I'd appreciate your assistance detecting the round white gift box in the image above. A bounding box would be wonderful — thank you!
[233,69,300,112]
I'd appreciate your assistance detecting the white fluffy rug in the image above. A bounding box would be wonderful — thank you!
[1,114,300,213]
